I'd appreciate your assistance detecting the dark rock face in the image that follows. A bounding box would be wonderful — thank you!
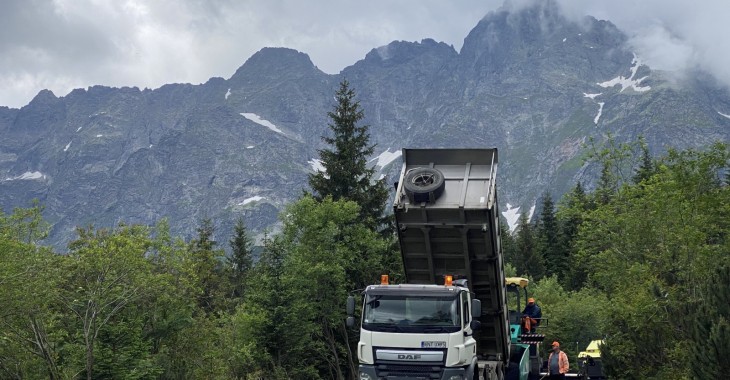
[1,2,729,248]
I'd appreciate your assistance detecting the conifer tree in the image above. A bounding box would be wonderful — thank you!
[557,182,590,289]
[308,80,389,231]
[595,163,615,205]
[228,217,253,299]
[515,213,545,279]
[189,218,225,313]
[633,137,656,184]
[688,263,730,379]
[536,192,563,278]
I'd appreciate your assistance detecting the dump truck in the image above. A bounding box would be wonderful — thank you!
[347,148,516,380]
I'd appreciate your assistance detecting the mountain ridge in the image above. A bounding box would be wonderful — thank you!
[1,1,728,248]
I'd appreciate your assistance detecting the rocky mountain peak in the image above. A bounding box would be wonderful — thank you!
[228,47,322,85]
[459,0,629,83]
[26,89,59,107]
[360,39,457,66]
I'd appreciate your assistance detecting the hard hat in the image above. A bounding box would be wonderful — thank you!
[552,341,560,347]
[528,297,535,304]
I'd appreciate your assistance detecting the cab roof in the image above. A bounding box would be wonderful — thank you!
[505,277,530,288]
[364,284,461,296]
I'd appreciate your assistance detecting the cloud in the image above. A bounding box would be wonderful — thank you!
[0,0,498,108]
[555,0,730,85]
[0,0,728,108]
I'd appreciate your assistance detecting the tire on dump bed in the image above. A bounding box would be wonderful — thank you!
[403,167,445,203]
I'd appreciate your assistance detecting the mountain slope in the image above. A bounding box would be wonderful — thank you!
[1,1,728,247]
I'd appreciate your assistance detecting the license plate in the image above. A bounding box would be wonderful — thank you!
[421,341,446,348]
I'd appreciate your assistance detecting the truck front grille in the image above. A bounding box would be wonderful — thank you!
[374,363,443,379]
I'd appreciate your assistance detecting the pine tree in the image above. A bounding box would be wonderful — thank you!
[228,217,253,299]
[189,218,225,313]
[500,217,517,268]
[595,162,615,205]
[308,80,389,231]
[557,182,590,289]
[514,213,545,280]
[632,137,656,184]
[688,263,730,379]
[536,192,563,279]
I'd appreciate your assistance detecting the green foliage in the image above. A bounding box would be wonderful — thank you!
[514,213,545,279]
[688,263,730,379]
[632,136,657,185]
[228,217,253,300]
[572,142,729,379]
[308,80,390,232]
[536,192,566,280]
[1,140,725,379]
[188,218,228,314]
[530,276,609,365]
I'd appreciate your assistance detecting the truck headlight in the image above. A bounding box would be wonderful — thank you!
[359,372,373,380]
[448,376,464,380]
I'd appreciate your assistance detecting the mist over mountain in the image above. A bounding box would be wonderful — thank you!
[1,1,729,249]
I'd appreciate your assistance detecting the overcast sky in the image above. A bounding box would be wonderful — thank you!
[1,0,728,108]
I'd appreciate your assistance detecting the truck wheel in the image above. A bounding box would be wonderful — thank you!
[403,167,445,203]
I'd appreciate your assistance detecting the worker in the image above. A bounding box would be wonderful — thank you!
[521,297,542,332]
[548,341,569,379]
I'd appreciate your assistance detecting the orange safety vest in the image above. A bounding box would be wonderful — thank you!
[548,350,569,374]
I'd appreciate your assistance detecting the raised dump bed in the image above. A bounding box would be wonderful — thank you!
[393,148,509,364]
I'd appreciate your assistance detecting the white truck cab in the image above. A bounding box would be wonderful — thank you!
[354,280,482,380]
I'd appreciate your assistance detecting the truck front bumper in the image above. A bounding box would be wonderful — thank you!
[358,364,468,380]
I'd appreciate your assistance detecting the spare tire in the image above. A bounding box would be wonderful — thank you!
[403,167,445,203]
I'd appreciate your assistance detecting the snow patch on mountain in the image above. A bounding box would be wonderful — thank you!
[225,88,231,100]
[371,149,402,168]
[594,102,605,125]
[598,54,651,92]
[500,202,537,233]
[583,93,602,99]
[96,134,103,138]
[239,196,264,206]
[240,113,285,135]
[502,203,521,233]
[76,126,82,132]
[718,111,730,119]
[308,158,325,173]
[64,142,71,152]
[5,171,46,181]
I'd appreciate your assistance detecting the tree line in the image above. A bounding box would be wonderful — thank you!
[1,79,728,379]
[502,137,729,379]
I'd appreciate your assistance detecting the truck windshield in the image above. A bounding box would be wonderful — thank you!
[362,295,460,333]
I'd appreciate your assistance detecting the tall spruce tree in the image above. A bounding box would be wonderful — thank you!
[536,192,563,279]
[632,137,656,184]
[308,80,389,231]
[515,213,545,280]
[228,217,253,299]
[189,218,226,313]
[557,182,590,290]
[688,263,730,379]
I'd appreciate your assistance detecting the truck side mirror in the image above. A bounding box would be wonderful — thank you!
[346,316,355,328]
[471,299,481,318]
[470,320,481,331]
[346,296,355,316]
